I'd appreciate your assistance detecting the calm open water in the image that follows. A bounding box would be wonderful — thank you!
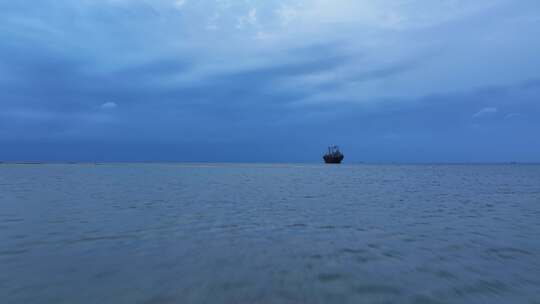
[1,163,540,304]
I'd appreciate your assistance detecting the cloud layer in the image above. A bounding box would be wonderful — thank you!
[1,0,539,162]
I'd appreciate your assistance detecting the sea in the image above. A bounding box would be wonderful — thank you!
[1,163,539,304]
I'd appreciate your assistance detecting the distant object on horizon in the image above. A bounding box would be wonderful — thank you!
[323,145,344,164]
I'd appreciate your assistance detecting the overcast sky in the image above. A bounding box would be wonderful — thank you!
[1,0,539,162]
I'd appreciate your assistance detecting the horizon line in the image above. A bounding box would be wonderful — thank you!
[1,161,539,166]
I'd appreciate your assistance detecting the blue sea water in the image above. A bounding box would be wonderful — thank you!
[1,163,539,304]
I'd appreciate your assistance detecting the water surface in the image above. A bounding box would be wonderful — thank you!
[1,164,539,303]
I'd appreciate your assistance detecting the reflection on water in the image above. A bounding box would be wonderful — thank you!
[1,163,540,303]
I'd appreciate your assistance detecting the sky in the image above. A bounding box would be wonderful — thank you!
[1,0,539,163]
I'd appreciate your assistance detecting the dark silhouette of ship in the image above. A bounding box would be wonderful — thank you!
[323,145,344,164]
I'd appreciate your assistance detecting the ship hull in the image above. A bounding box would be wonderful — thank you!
[323,155,344,164]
